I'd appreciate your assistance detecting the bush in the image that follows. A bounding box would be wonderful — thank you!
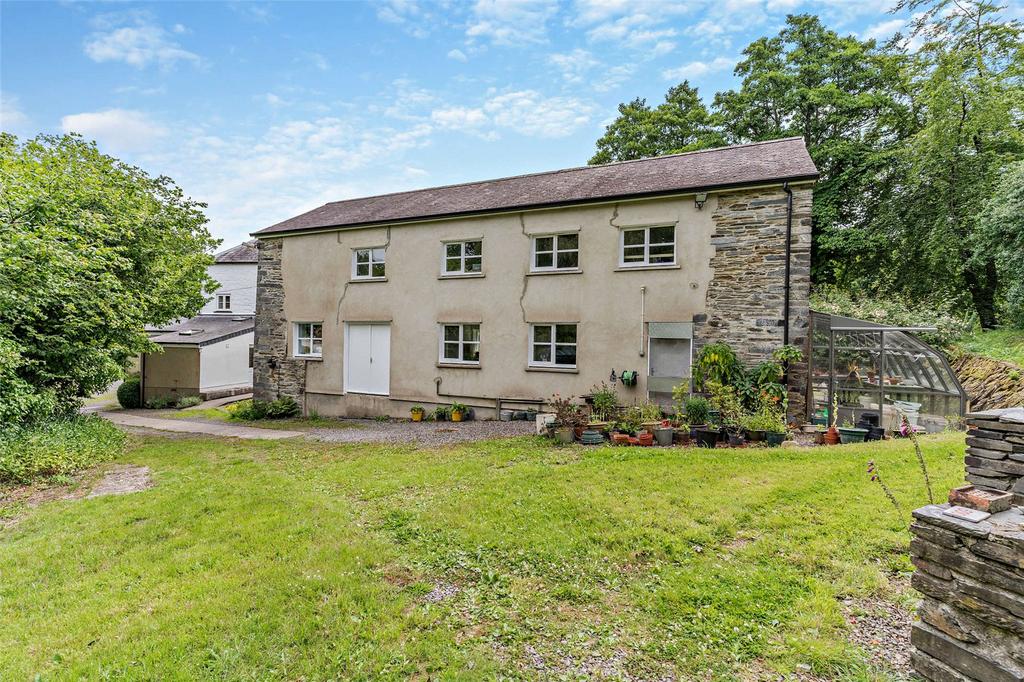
[228,396,300,421]
[117,376,142,409]
[145,395,175,409]
[0,416,125,484]
[176,395,201,409]
[683,397,711,425]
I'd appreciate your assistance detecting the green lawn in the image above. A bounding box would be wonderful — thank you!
[0,432,966,680]
[958,328,1024,367]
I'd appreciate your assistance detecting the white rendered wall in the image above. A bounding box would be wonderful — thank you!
[199,332,254,391]
[200,263,257,315]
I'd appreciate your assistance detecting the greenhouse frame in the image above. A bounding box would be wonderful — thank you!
[807,313,967,433]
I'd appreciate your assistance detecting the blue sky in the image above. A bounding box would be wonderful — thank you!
[1,0,999,248]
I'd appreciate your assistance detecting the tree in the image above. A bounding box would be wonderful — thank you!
[0,134,219,422]
[974,160,1024,326]
[589,82,723,164]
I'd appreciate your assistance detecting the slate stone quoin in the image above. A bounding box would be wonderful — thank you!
[253,238,306,410]
[964,408,1024,505]
[695,186,813,417]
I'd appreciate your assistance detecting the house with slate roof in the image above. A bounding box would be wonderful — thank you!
[250,138,818,419]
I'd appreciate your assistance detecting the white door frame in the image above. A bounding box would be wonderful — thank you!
[343,322,391,396]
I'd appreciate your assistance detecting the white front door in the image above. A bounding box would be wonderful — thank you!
[344,323,391,395]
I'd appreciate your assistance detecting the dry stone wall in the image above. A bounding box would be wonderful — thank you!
[965,408,1024,504]
[952,354,1024,412]
[253,238,307,409]
[696,186,813,417]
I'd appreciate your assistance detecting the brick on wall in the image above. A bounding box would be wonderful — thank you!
[694,186,812,417]
[253,238,307,409]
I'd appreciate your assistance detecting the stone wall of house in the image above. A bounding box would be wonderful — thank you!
[253,238,307,409]
[964,408,1024,505]
[695,186,813,417]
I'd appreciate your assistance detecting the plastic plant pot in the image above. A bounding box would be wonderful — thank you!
[554,427,574,443]
[745,429,766,442]
[694,427,719,448]
[654,428,674,446]
[727,432,746,447]
[766,432,785,447]
[838,427,869,444]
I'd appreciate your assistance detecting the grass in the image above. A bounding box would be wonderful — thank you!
[0,432,966,680]
[958,327,1024,367]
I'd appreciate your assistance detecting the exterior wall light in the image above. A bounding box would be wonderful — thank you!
[694,192,708,210]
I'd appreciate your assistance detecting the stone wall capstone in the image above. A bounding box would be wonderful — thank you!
[695,186,813,417]
[253,238,307,409]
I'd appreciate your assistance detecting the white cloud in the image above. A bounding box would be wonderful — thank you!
[447,48,468,62]
[302,51,330,71]
[377,0,431,38]
[84,16,200,69]
[549,48,599,84]
[466,0,558,46]
[592,63,636,92]
[261,93,288,107]
[483,90,594,138]
[1,92,30,132]
[662,56,734,81]
[61,109,167,153]
[860,18,907,42]
[431,106,489,129]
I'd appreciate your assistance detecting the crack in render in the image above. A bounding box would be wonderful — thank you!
[334,226,391,324]
[518,214,529,323]
[608,202,621,229]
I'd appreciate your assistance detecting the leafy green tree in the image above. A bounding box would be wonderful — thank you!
[0,133,218,421]
[590,82,724,164]
[975,160,1024,326]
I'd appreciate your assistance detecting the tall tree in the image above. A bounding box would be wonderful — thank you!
[0,134,219,422]
[589,82,723,164]
[975,160,1024,326]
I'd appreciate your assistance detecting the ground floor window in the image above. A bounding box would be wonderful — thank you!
[294,322,323,358]
[440,323,480,363]
[530,324,576,368]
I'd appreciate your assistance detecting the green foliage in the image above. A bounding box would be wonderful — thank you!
[772,345,803,365]
[811,284,976,348]
[433,406,450,421]
[116,377,142,409]
[683,397,711,425]
[0,133,218,424]
[694,342,742,392]
[975,160,1024,326]
[227,397,300,421]
[742,394,788,434]
[410,405,425,414]
[706,381,745,429]
[549,394,585,429]
[450,402,467,415]
[144,395,176,410]
[958,328,1024,367]
[0,337,58,424]
[0,416,124,483]
[589,382,619,421]
[175,395,202,409]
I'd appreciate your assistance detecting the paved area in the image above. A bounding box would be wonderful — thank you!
[101,411,303,440]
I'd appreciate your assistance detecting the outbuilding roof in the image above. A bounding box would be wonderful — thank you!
[147,315,254,347]
[254,137,818,237]
[214,240,259,263]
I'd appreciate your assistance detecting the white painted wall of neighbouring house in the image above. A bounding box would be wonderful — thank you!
[200,263,257,315]
[199,332,254,393]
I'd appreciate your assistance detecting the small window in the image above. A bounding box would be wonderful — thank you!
[532,233,579,271]
[352,247,386,279]
[216,294,231,311]
[440,324,480,364]
[443,240,483,275]
[530,324,577,368]
[294,322,323,358]
[248,345,254,368]
[620,225,676,267]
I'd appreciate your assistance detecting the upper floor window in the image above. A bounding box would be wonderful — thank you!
[443,240,482,275]
[440,323,480,364]
[620,225,675,267]
[353,248,386,280]
[532,233,579,272]
[216,294,231,311]
[530,324,577,368]
[294,322,323,358]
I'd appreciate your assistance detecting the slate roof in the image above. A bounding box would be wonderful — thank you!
[254,137,818,237]
[147,315,254,347]
[214,240,259,263]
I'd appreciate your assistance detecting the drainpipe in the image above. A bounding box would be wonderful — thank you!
[782,182,794,347]
[639,286,647,357]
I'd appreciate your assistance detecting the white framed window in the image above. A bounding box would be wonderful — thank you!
[293,322,323,358]
[352,247,386,279]
[530,324,577,368]
[442,240,483,275]
[439,324,480,364]
[216,294,231,311]
[531,233,579,271]
[619,225,676,267]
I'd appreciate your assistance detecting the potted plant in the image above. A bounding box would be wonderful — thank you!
[838,420,869,444]
[590,382,619,425]
[682,396,711,437]
[450,401,467,422]
[550,394,585,443]
[434,405,450,422]
[707,380,745,447]
[653,419,674,446]
[410,405,425,422]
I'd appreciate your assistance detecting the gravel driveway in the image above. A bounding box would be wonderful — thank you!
[305,419,536,445]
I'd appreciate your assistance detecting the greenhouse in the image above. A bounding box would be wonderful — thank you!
[807,313,967,433]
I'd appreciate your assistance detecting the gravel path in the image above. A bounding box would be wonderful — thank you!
[305,419,536,445]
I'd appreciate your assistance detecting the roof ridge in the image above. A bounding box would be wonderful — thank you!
[317,137,808,210]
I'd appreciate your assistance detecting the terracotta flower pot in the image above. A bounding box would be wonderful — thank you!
[612,433,630,446]
[824,426,841,445]
[637,433,654,447]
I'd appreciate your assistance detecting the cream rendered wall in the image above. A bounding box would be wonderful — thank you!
[277,195,717,417]
[201,263,257,315]
[199,332,254,392]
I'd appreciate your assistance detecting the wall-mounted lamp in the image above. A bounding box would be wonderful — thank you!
[694,192,708,210]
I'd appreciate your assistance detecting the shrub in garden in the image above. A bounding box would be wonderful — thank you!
[176,395,202,408]
[0,416,125,484]
[144,395,175,409]
[116,376,142,409]
[228,396,300,421]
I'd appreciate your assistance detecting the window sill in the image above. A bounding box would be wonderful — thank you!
[293,356,323,362]
[614,264,681,272]
[526,366,578,374]
[215,310,233,313]
[438,273,485,280]
[527,269,583,276]
[436,362,482,369]
[349,277,388,283]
